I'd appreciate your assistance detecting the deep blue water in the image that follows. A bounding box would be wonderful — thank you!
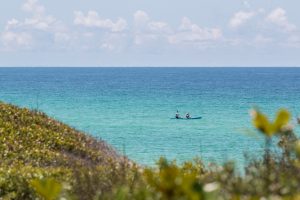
[0,67,300,166]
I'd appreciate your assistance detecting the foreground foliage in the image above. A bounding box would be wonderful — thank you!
[0,102,124,199]
[1,102,300,199]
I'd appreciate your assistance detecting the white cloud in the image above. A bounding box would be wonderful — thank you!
[226,7,300,49]
[24,16,59,31]
[1,31,32,50]
[133,10,171,33]
[5,19,20,30]
[7,0,65,33]
[266,8,296,32]
[3,1,298,55]
[101,43,115,51]
[229,11,255,28]
[22,0,45,15]
[24,0,64,32]
[263,7,299,48]
[74,11,127,32]
[73,11,128,52]
[134,10,150,27]
[19,0,63,32]
[168,17,222,45]
[148,22,168,32]
[100,33,128,52]
[133,10,172,46]
[1,0,70,51]
[132,14,222,49]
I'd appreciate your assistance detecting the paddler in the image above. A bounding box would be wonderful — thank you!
[186,113,191,119]
[175,110,180,119]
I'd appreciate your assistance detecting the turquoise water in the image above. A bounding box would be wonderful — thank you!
[0,67,300,166]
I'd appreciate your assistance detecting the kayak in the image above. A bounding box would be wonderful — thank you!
[171,117,202,120]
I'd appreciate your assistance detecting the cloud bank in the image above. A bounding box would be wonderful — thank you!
[1,0,299,54]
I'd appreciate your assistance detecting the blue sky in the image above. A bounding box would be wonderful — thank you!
[0,0,299,66]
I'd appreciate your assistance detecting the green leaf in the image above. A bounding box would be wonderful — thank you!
[273,109,290,132]
[294,140,300,158]
[252,109,291,137]
[252,110,273,137]
[31,178,62,200]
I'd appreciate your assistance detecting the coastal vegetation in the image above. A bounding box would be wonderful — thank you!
[1,102,300,199]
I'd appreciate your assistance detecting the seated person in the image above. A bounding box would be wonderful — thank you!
[186,113,190,119]
[175,111,180,119]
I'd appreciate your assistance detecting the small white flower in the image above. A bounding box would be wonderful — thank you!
[281,124,294,132]
[249,109,257,118]
[204,182,219,192]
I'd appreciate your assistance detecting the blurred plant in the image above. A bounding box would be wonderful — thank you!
[251,109,290,137]
[143,158,216,200]
[31,178,62,200]
[251,109,290,162]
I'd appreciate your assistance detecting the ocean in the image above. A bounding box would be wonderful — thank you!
[0,67,300,166]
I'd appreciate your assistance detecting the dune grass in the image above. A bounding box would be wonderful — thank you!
[0,102,128,199]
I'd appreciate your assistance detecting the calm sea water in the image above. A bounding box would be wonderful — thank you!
[0,67,300,166]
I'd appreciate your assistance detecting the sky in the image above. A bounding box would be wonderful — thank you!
[0,0,299,67]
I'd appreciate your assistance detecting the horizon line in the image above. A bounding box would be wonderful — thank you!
[0,66,300,68]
